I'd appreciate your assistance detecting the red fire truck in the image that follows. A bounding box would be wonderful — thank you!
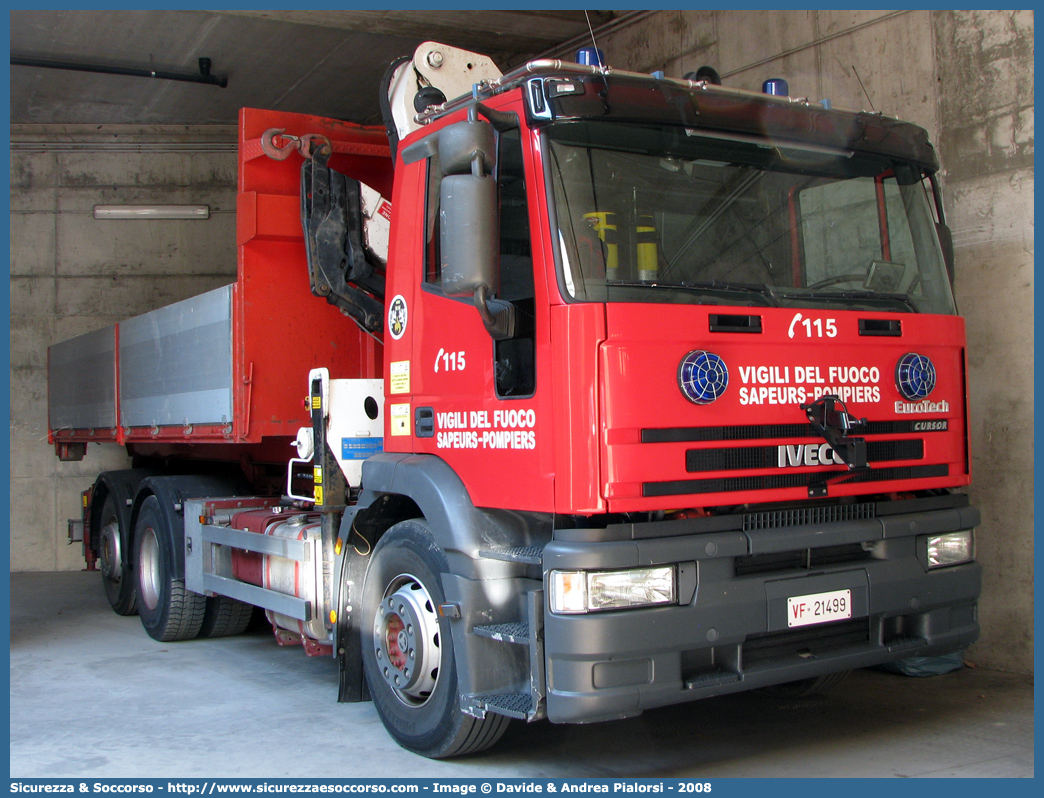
[48,43,981,758]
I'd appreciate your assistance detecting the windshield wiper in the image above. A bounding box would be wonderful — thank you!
[777,290,918,313]
[607,279,780,307]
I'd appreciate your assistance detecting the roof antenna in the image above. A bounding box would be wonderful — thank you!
[851,65,876,112]
[584,10,605,72]
[583,9,610,102]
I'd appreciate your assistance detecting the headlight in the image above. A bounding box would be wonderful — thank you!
[927,530,974,569]
[549,566,676,614]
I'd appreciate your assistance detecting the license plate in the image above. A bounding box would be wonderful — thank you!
[787,589,852,628]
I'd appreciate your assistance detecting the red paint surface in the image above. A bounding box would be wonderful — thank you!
[382,96,557,512]
[227,507,284,586]
[234,109,386,444]
[377,86,969,516]
[599,303,969,512]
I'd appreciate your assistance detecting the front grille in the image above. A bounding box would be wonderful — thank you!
[735,543,872,576]
[643,463,948,497]
[686,446,776,471]
[685,439,924,472]
[744,502,876,531]
[743,618,871,666]
[642,420,941,444]
[734,550,807,575]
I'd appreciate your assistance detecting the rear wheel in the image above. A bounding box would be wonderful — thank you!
[362,519,509,758]
[134,495,206,642]
[199,596,254,638]
[99,495,137,615]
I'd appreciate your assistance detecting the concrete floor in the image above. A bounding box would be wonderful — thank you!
[9,571,1034,778]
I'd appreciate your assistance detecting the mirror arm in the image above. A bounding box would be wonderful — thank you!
[927,173,955,284]
[474,284,496,326]
[928,173,947,226]
[474,285,517,341]
[468,102,519,132]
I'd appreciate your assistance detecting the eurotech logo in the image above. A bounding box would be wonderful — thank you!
[895,353,936,400]
[678,350,728,404]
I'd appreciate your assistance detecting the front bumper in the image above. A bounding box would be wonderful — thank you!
[542,504,981,723]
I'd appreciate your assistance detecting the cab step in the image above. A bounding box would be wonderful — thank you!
[478,546,542,565]
[886,635,927,652]
[473,622,530,644]
[684,669,742,689]
[477,692,532,719]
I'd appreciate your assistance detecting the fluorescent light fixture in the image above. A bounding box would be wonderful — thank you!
[93,205,210,220]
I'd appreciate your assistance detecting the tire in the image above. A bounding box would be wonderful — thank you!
[199,596,254,638]
[98,494,137,616]
[362,519,510,758]
[763,670,852,698]
[246,605,271,633]
[134,495,206,642]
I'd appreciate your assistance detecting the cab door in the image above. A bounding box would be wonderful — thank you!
[395,99,554,512]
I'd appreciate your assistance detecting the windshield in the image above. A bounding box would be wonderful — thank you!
[545,122,956,314]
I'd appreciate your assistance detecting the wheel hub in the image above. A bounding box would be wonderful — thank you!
[138,527,162,611]
[100,520,122,582]
[373,574,441,706]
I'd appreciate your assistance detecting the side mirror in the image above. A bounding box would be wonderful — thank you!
[438,118,515,339]
[936,222,955,284]
[440,173,498,299]
[438,118,495,179]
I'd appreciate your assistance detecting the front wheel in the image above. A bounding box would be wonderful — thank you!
[361,519,509,758]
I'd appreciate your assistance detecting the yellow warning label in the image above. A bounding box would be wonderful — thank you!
[313,466,322,483]
[389,360,410,395]
[313,485,324,505]
[312,396,321,410]
[390,403,411,437]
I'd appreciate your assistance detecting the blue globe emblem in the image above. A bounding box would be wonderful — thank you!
[678,350,729,404]
[895,353,937,400]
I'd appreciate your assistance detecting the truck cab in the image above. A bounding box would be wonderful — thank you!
[386,69,967,513]
[359,58,978,746]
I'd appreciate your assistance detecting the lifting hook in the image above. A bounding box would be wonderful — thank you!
[298,133,333,159]
[261,128,333,161]
[260,128,299,160]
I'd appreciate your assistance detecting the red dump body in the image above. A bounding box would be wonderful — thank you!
[48,109,387,458]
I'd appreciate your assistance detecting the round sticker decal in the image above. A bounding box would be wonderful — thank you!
[388,295,408,340]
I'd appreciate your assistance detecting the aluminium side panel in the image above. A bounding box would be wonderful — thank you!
[119,285,234,428]
[48,325,117,432]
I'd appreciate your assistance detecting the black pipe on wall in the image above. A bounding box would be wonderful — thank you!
[11,55,228,88]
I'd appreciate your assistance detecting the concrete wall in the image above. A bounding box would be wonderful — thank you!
[9,125,238,570]
[932,11,1034,676]
[596,9,1034,674]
